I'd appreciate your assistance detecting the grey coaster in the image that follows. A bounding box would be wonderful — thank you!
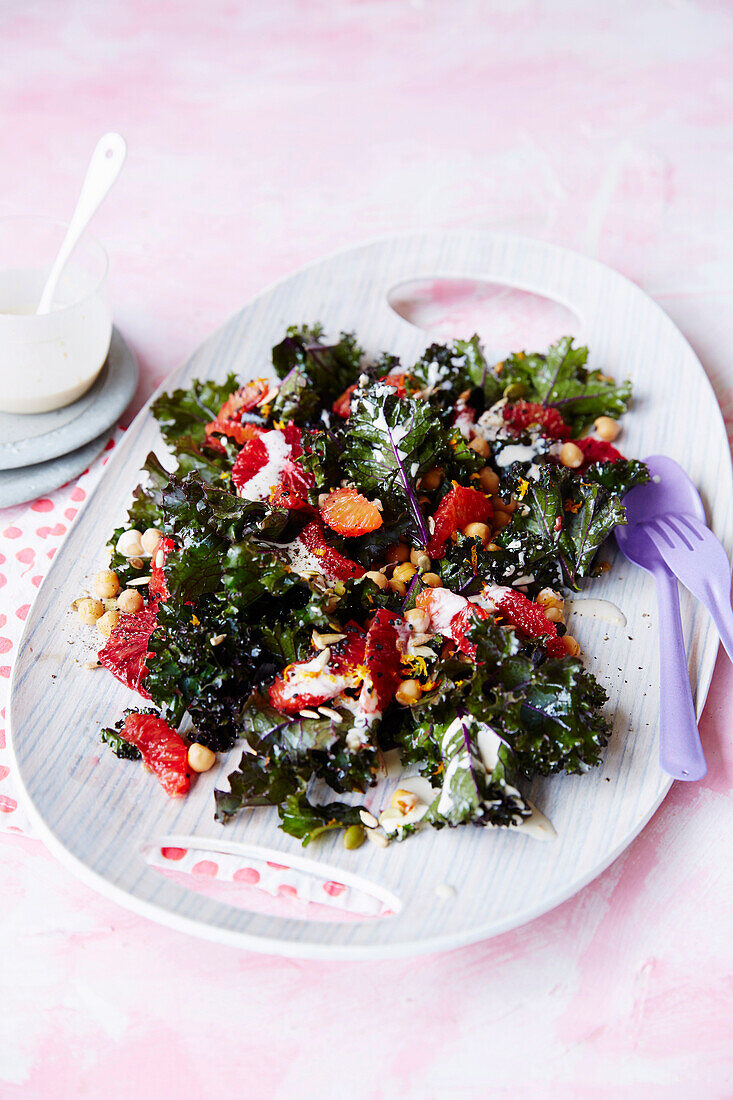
[0,426,113,509]
[0,327,137,471]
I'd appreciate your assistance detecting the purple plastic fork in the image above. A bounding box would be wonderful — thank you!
[616,456,707,781]
[645,512,733,663]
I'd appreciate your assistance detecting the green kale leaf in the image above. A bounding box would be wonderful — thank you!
[271,325,364,400]
[152,373,240,446]
[492,459,647,590]
[341,380,452,544]
[278,789,364,845]
[499,337,632,434]
[410,336,502,406]
[100,726,142,760]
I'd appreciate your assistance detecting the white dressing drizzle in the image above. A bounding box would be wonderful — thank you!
[565,598,627,627]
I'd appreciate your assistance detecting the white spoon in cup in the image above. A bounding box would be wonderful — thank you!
[36,131,126,315]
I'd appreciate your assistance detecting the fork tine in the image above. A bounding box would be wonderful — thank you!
[672,513,706,542]
[647,517,680,549]
[655,515,697,551]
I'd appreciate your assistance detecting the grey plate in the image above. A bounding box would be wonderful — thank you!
[0,426,113,508]
[0,327,137,471]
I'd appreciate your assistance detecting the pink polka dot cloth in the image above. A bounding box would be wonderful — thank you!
[148,844,389,920]
[0,431,125,834]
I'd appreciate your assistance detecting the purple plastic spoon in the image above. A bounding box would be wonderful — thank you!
[616,456,706,781]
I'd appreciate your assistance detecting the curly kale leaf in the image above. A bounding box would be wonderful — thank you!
[271,325,364,399]
[269,365,321,426]
[214,700,377,826]
[396,616,610,786]
[410,336,502,406]
[159,472,290,602]
[146,597,274,751]
[297,428,344,500]
[499,337,632,435]
[100,726,142,760]
[492,459,647,590]
[242,701,378,795]
[152,373,240,446]
[425,712,531,829]
[341,381,453,544]
[278,790,364,845]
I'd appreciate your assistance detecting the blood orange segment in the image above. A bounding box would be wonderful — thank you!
[502,401,570,440]
[494,588,565,656]
[231,435,271,496]
[415,587,469,634]
[332,383,357,419]
[362,609,403,710]
[320,488,383,537]
[149,537,176,601]
[576,436,624,470]
[118,711,191,796]
[268,629,366,714]
[205,379,270,445]
[298,520,365,581]
[449,603,491,658]
[427,485,493,558]
[98,603,158,697]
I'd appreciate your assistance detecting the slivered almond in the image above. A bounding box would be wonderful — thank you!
[317,706,343,723]
[299,709,322,720]
[359,809,378,829]
[125,575,152,586]
[366,828,389,849]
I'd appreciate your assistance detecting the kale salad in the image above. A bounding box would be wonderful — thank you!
[77,325,648,849]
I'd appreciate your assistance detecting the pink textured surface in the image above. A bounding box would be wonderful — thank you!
[1,1,732,1095]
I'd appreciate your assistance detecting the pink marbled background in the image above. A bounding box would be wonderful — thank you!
[1,1,732,1096]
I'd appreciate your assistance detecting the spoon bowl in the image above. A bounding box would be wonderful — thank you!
[623,454,705,526]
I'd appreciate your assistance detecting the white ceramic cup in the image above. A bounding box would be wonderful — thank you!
[0,215,112,414]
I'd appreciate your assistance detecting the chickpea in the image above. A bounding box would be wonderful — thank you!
[187,743,216,773]
[385,542,410,564]
[392,562,417,584]
[594,416,620,442]
[544,607,564,623]
[117,588,145,614]
[421,572,443,588]
[493,511,512,530]
[365,570,388,590]
[463,522,490,545]
[563,634,581,657]
[96,609,120,638]
[391,788,418,814]
[77,597,105,625]
[536,587,563,610]
[421,467,443,491]
[469,436,491,458]
[389,579,407,597]
[559,442,584,469]
[478,467,500,495]
[116,529,144,558]
[404,607,430,633]
[94,569,120,599]
[141,528,163,556]
[410,548,431,572]
[395,679,423,705]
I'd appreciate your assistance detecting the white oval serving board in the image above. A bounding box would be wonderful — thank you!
[8,232,733,959]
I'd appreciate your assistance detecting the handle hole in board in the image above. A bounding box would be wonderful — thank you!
[143,838,401,925]
[386,277,581,355]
